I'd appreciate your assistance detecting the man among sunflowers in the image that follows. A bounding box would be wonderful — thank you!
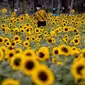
[35,4,47,27]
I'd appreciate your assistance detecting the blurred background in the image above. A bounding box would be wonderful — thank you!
[0,0,85,15]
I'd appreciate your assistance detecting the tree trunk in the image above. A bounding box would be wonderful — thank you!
[57,0,61,13]
[70,0,74,14]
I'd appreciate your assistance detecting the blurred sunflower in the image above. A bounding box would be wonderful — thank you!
[1,8,7,13]
[24,49,36,58]
[52,47,59,56]
[10,54,24,70]
[32,64,54,85]
[58,44,72,56]
[21,57,39,75]
[36,47,49,61]
[1,78,20,85]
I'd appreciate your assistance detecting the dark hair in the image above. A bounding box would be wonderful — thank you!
[36,4,42,8]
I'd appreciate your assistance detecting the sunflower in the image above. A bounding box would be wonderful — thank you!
[44,31,48,36]
[58,44,72,56]
[71,58,85,81]
[11,41,16,47]
[10,54,24,70]
[1,8,7,13]
[24,49,36,58]
[36,47,49,61]
[15,48,23,54]
[26,36,31,41]
[5,50,15,61]
[21,57,39,75]
[71,46,80,56]
[4,37,10,43]
[1,78,20,85]
[47,37,53,44]
[4,41,11,47]
[35,28,41,34]
[0,36,4,45]
[52,57,57,64]
[11,12,16,17]
[23,40,30,48]
[13,35,20,41]
[73,38,80,46]
[31,64,54,85]
[63,26,70,32]
[0,48,4,61]
[0,45,8,56]
[31,36,36,42]
[7,45,14,50]
[52,47,59,56]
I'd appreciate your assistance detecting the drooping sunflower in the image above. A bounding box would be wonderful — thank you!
[20,57,39,75]
[1,78,20,85]
[32,64,54,85]
[36,47,49,61]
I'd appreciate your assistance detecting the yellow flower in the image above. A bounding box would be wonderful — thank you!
[32,64,54,85]
[10,54,24,70]
[20,57,39,75]
[0,48,4,61]
[1,78,20,85]
[24,49,36,58]
[36,47,49,61]
[71,9,75,14]
[71,58,85,82]
[23,40,30,48]
[1,8,7,13]
[58,44,72,56]
[52,47,59,56]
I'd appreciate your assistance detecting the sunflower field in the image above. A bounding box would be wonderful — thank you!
[0,8,85,85]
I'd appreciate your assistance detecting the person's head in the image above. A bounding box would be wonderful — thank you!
[36,4,42,11]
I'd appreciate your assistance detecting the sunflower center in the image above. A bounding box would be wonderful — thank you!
[48,39,52,43]
[77,78,82,83]
[39,52,44,58]
[14,58,21,66]
[25,61,34,70]
[77,65,84,75]
[61,47,68,53]
[54,50,58,54]
[0,38,3,42]
[83,53,85,57]
[15,37,18,40]
[75,39,78,43]
[65,28,68,31]
[9,53,14,58]
[38,71,48,81]
[26,53,32,56]
[25,43,28,45]
[12,42,15,46]
[7,83,13,85]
